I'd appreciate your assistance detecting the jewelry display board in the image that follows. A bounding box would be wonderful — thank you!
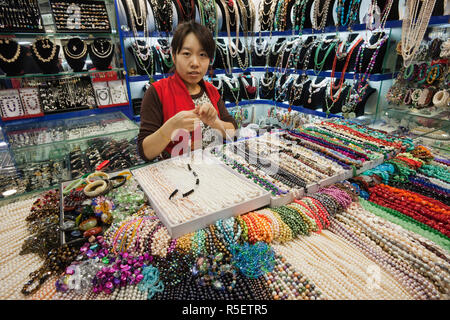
[18,88,44,117]
[132,151,271,238]
[38,76,97,114]
[0,0,44,33]
[0,89,25,120]
[49,0,112,33]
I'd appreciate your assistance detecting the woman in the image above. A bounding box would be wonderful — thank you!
[137,21,237,161]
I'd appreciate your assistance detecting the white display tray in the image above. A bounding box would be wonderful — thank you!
[132,153,271,238]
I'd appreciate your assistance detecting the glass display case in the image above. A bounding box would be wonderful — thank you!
[0,0,132,122]
[0,111,144,201]
[374,20,449,155]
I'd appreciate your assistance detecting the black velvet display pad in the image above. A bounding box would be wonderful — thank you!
[128,41,159,76]
[239,72,258,100]
[50,0,111,33]
[310,36,338,71]
[259,71,277,100]
[213,39,228,70]
[231,39,249,68]
[335,33,361,73]
[252,38,270,67]
[0,40,26,76]
[88,38,114,71]
[325,80,351,114]
[353,84,376,117]
[30,39,61,74]
[63,38,88,72]
[222,75,242,103]
[269,37,286,67]
[0,0,44,33]
[357,32,388,74]
[274,74,294,102]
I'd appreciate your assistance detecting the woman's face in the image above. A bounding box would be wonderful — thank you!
[173,32,210,89]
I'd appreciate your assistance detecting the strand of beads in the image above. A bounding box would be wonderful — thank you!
[420,164,450,184]
[330,205,442,299]
[0,197,46,299]
[360,199,450,252]
[369,184,450,237]
[264,254,323,300]
[273,231,414,300]
[338,204,449,298]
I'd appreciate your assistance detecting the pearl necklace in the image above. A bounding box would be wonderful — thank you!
[401,0,437,67]
[0,41,21,63]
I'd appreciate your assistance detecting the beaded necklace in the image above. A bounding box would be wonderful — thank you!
[313,38,337,75]
[312,0,332,31]
[32,38,57,63]
[292,0,309,35]
[401,0,436,67]
[0,40,21,63]
[330,37,363,104]
[215,40,233,74]
[148,0,173,32]
[63,39,87,60]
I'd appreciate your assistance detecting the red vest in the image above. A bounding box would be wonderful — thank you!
[152,71,221,156]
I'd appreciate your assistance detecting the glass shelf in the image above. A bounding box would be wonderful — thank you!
[384,107,450,127]
[0,68,125,80]
[129,68,397,83]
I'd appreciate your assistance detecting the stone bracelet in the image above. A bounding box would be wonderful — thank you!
[83,179,108,197]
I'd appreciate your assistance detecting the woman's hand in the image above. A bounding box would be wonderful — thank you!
[193,103,218,127]
[167,110,200,133]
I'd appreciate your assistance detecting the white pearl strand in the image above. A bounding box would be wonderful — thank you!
[110,284,147,300]
[273,231,414,300]
[135,159,264,226]
[134,165,197,225]
[0,197,45,300]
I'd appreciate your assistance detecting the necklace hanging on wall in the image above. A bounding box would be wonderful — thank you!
[125,0,149,41]
[131,40,155,77]
[32,38,57,63]
[0,39,21,64]
[312,0,332,31]
[258,0,277,32]
[175,0,196,22]
[401,0,437,67]
[148,0,173,32]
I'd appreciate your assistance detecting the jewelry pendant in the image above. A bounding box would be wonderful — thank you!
[308,98,312,104]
